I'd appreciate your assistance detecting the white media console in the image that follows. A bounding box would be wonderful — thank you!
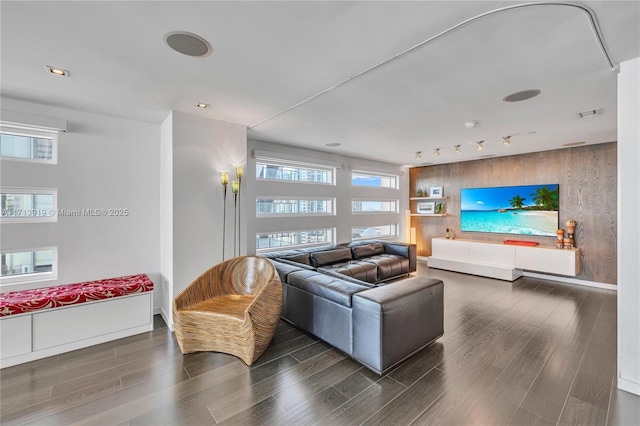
[427,237,580,281]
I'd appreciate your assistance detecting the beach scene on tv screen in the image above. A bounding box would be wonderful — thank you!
[460,184,559,237]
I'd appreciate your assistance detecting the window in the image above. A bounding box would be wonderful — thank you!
[352,199,398,214]
[351,171,398,189]
[0,126,57,163]
[1,247,58,285]
[257,197,334,216]
[256,160,334,185]
[256,228,334,251]
[352,224,398,240]
[1,188,57,223]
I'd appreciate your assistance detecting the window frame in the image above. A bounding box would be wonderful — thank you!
[256,159,336,186]
[0,125,58,164]
[1,187,58,223]
[351,224,399,241]
[0,246,58,286]
[351,199,399,215]
[351,170,399,189]
[256,197,335,218]
[256,227,335,252]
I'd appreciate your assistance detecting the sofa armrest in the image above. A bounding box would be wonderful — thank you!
[352,276,443,374]
[382,242,417,272]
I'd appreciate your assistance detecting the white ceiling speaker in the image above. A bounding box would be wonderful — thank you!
[163,31,212,58]
[503,89,541,102]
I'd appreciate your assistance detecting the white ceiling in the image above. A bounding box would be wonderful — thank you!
[1,1,639,166]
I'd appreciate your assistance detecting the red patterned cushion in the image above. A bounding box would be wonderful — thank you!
[0,274,153,317]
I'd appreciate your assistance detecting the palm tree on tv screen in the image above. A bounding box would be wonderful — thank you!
[509,195,526,209]
[531,186,559,210]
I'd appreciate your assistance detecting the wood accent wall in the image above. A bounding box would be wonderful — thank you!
[410,142,617,284]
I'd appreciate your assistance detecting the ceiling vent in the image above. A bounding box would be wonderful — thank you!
[578,108,602,119]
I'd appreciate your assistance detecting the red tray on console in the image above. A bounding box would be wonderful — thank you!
[503,240,539,246]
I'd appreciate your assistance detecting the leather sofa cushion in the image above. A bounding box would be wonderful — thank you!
[351,242,384,259]
[281,252,311,265]
[362,254,410,281]
[287,269,370,307]
[319,261,378,283]
[271,260,307,283]
[310,248,353,267]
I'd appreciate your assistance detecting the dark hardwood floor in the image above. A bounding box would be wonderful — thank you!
[2,262,638,425]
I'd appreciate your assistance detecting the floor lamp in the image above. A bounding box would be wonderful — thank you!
[232,179,239,257]
[235,165,243,257]
[220,172,229,260]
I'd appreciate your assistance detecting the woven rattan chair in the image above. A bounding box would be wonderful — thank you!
[173,256,283,365]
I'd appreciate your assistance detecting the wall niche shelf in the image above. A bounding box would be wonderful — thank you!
[410,196,447,216]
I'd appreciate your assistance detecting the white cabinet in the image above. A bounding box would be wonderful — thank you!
[1,293,152,368]
[428,237,580,281]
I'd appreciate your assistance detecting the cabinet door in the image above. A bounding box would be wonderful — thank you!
[515,247,579,276]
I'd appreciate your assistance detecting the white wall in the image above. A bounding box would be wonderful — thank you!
[170,112,246,302]
[159,112,173,326]
[617,57,640,396]
[246,139,409,253]
[0,99,161,303]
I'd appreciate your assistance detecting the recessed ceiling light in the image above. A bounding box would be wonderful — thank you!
[476,141,484,150]
[46,65,69,77]
[503,89,541,102]
[563,141,586,147]
[454,145,461,154]
[164,31,212,58]
[433,148,441,156]
[415,151,422,159]
[503,136,511,146]
[325,143,341,147]
[464,121,477,129]
[196,102,209,109]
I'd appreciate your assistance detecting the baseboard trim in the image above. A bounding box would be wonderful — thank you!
[617,377,640,396]
[159,307,173,332]
[523,272,617,291]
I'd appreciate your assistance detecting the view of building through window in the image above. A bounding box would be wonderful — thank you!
[256,162,333,184]
[1,249,54,278]
[352,200,398,213]
[256,228,333,250]
[257,198,333,215]
[1,192,56,219]
[0,130,54,161]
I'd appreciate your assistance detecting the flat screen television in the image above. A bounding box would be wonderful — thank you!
[460,184,559,237]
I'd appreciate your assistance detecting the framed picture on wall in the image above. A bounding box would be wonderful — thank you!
[417,201,436,214]
[429,186,443,197]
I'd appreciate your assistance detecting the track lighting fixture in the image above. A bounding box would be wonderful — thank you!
[415,151,422,159]
[454,145,461,154]
[433,148,440,156]
[476,141,484,151]
[503,136,511,146]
